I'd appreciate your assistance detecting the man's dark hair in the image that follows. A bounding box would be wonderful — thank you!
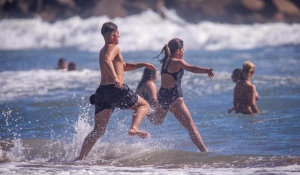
[58,58,66,64]
[101,22,118,36]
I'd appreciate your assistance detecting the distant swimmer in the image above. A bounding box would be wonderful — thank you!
[75,22,157,161]
[57,58,67,70]
[148,38,214,152]
[67,61,76,71]
[233,61,259,114]
[136,68,158,108]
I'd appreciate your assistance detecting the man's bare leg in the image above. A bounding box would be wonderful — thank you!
[128,96,150,139]
[169,98,208,152]
[75,109,112,161]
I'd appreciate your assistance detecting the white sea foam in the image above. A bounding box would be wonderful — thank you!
[0,69,99,102]
[0,163,299,175]
[1,68,299,103]
[0,9,300,52]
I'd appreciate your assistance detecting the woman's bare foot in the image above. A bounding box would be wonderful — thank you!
[128,129,149,139]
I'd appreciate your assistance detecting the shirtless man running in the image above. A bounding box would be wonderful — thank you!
[75,22,157,161]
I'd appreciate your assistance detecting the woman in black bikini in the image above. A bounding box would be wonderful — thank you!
[148,38,214,152]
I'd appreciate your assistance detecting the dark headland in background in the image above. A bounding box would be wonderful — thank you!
[1,0,300,24]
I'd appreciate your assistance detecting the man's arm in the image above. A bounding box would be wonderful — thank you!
[123,62,157,71]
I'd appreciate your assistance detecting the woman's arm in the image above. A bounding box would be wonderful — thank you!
[233,86,239,113]
[177,59,214,78]
[146,81,158,101]
[144,81,158,107]
[249,85,259,113]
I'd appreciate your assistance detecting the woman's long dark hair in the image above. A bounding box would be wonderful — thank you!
[232,68,244,80]
[137,68,157,90]
[154,38,184,71]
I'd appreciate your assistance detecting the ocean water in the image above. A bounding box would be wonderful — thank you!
[1,9,300,174]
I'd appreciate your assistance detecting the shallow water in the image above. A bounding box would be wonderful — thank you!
[1,45,300,174]
[1,9,300,174]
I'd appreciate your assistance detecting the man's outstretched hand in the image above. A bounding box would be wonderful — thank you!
[144,63,157,70]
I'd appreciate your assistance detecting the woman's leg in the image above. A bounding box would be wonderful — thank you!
[169,98,208,152]
[147,102,168,125]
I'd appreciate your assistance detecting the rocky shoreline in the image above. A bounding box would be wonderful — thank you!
[1,0,300,24]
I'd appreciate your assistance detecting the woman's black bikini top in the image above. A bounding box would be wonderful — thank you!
[161,59,184,83]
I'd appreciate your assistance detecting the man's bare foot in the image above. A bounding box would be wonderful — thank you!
[128,129,149,139]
